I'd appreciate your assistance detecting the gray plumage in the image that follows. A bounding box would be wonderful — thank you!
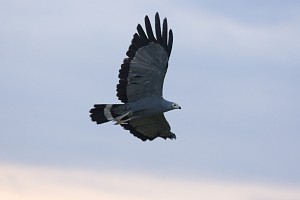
[90,13,180,141]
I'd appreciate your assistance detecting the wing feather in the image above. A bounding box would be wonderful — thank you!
[155,13,163,44]
[145,15,156,42]
[167,29,173,57]
[137,24,149,45]
[162,18,168,50]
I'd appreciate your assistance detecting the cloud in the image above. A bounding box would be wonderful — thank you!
[1,164,300,200]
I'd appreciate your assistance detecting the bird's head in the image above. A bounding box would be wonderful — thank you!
[171,102,181,110]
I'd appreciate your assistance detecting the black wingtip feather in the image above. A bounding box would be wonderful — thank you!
[155,13,162,43]
[162,18,168,50]
[167,29,173,57]
[145,16,156,42]
[137,24,149,45]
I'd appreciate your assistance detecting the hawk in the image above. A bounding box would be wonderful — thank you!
[90,13,181,141]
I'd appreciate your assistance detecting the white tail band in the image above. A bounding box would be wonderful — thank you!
[104,104,114,121]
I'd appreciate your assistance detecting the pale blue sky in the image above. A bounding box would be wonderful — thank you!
[1,0,300,188]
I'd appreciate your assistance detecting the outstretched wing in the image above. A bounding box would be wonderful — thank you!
[120,114,176,141]
[117,12,173,103]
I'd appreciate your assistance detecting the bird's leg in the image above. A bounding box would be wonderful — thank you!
[114,117,133,125]
[113,111,132,125]
[114,111,131,121]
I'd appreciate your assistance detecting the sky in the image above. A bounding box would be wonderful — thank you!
[1,0,300,199]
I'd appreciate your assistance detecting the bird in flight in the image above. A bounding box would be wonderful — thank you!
[90,13,181,141]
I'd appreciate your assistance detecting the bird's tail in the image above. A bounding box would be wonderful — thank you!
[89,104,130,124]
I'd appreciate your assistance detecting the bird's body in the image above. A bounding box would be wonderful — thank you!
[129,97,177,116]
[90,13,180,141]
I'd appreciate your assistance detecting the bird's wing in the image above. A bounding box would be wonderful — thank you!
[120,114,176,141]
[117,12,173,103]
